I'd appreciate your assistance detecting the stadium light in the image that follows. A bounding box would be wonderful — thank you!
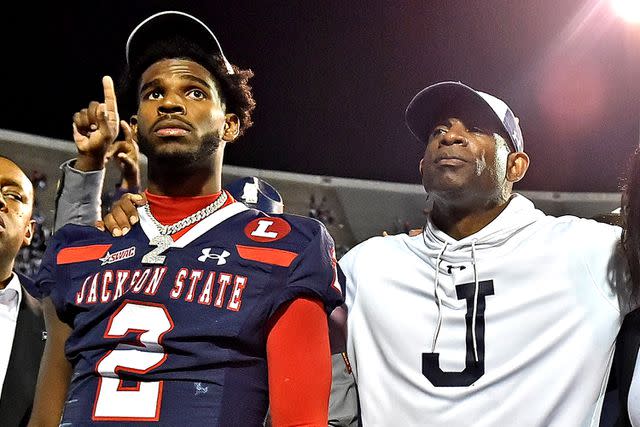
[612,0,640,24]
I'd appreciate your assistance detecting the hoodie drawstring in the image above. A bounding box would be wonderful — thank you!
[431,242,448,352]
[427,237,481,364]
[425,229,481,363]
[471,239,479,363]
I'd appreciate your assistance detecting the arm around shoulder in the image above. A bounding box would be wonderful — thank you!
[53,159,105,232]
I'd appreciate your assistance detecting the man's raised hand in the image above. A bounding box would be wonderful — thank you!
[72,76,121,171]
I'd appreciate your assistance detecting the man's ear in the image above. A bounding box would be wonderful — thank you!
[222,114,240,142]
[419,158,424,176]
[506,151,530,183]
[22,219,35,247]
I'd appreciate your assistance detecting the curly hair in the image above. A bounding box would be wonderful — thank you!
[118,35,255,136]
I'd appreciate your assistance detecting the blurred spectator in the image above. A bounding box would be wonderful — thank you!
[14,171,50,278]
[29,171,47,191]
[591,209,623,227]
[309,194,335,226]
[335,244,350,260]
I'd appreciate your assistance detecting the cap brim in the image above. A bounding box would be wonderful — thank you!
[405,81,509,146]
[126,11,233,74]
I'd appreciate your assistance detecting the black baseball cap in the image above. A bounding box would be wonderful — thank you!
[405,81,523,152]
[126,10,234,75]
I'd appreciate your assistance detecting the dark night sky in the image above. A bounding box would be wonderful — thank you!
[2,0,639,192]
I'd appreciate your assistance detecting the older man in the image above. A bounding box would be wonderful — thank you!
[339,81,628,426]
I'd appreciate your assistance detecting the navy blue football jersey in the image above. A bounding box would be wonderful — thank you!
[36,201,343,426]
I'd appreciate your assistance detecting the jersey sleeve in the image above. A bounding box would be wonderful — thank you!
[268,221,344,319]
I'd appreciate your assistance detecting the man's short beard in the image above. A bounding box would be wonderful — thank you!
[139,132,221,168]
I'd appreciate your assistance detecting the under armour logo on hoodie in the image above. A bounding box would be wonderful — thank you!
[446,265,467,274]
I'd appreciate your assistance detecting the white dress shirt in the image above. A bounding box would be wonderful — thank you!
[0,273,22,397]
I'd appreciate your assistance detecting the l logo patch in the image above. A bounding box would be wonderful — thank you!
[244,217,291,242]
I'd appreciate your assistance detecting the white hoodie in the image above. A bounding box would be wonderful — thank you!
[340,194,628,426]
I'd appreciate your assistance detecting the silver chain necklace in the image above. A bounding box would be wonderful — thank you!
[141,191,228,264]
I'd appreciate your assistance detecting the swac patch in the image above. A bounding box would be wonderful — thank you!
[244,218,291,242]
[57,244,112,265]
[100,246,136,265]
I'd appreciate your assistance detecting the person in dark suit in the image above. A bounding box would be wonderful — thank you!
[0,156,44,427]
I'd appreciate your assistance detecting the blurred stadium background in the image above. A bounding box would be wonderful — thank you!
[0,127,622,275]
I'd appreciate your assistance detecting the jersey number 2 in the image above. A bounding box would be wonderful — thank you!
[92,300,174,421]
[422,280,494,387]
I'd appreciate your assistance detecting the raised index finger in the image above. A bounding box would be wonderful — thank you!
[102,76,118,116]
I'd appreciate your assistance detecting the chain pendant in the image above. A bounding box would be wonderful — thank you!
[142,234,174,265]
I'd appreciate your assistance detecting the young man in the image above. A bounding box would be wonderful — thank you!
[28,11,342,426]
[339,81,629,425]
[0,156,44,427]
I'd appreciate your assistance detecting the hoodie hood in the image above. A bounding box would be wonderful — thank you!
[422,193,545,265]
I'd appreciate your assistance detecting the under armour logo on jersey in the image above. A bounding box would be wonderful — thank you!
[198,248,231,265]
